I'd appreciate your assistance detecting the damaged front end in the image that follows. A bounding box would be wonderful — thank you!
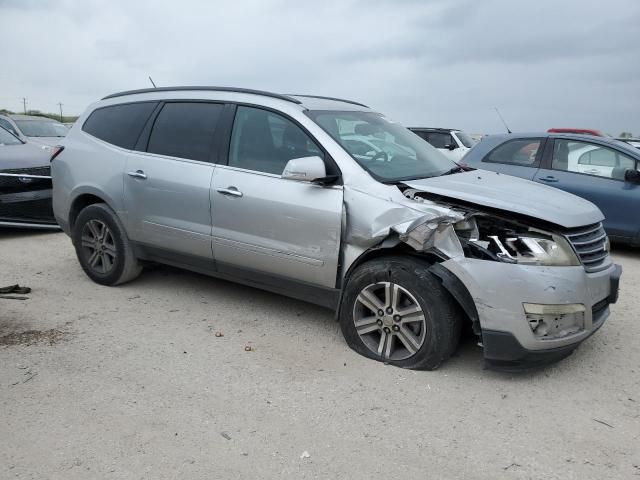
[341,183,589,277]
[340,182,619,370]
[400,188,590,269]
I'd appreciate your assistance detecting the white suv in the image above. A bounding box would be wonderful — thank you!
[410,127,476,162]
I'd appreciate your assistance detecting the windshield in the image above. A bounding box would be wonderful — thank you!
[14,119,68,137]
[0,126,22,145]
[453,131,476,148]
[307,110,456,182]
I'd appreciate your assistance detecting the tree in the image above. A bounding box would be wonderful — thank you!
[619,132,634,139]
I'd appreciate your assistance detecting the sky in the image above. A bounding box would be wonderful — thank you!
[1,0,638,135]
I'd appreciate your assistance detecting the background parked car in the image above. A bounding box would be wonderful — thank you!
[463,133,640,244]
[409,127,477,161]
[0,125,57,228]
[0,114,68,148]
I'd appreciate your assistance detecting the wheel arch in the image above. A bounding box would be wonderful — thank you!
[68,187,116,231]
[336,241,480,335]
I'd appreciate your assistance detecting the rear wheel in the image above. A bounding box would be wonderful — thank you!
[339,256,462,370]
[72,203,142,285]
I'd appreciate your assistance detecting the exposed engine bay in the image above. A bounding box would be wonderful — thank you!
[401,187,579,266]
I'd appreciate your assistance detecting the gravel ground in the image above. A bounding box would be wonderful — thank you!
[1,230,639,479]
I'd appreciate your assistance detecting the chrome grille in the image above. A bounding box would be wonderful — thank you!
[0,166,52,191]
[564,223,609,272]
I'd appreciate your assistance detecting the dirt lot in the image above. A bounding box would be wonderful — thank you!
[1,230,639,479]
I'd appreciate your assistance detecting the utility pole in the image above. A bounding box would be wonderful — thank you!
[57,102,63,122]
[22,97,27,114]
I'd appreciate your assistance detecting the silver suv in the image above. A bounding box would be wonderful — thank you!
[52,87,621,371]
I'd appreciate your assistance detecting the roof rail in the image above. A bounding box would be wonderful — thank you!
[289,94,369,108]
[101,86,302,104]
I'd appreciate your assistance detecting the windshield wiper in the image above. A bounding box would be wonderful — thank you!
[439,165,469,176]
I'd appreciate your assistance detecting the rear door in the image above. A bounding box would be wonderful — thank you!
[211,105,343,288]
[533,138,640,241]
[475,137,546,180]
[124,101,224,260]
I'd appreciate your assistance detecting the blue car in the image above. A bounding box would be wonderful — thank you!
[463,133,640,245]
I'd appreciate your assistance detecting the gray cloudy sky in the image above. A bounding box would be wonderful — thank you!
[1,0,638,134]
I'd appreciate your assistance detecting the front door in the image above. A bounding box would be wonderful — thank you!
[124,101,224,259]
[211,105,343,288]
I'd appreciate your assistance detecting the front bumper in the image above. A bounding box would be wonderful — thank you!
[440,258,622,371]
[0,189,58,228]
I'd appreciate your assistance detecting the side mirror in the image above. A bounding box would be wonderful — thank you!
[445,143,458,151]
[282,156,327,183]
[624,169,640,184]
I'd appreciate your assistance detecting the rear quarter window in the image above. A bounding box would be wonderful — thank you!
[82,102,158,149]
[485,138,543,166]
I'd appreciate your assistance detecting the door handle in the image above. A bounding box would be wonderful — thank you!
[127,170,147,180]
[538,176,558,183]
[216,186,243,197]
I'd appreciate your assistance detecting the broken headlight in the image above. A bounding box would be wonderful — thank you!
[464,217,580,267]
[487,233,579,266]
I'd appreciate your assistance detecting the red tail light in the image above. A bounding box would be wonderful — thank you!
[50,145,64,162]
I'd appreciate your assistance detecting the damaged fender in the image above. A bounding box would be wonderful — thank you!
[341,185,465,267]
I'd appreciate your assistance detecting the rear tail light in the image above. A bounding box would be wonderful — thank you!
[50,145,64,162]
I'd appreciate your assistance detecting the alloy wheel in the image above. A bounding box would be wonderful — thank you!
[353,281,427,360]
[80,219,117,274]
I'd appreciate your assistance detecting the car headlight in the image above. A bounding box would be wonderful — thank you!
[458,216,580,267]
[487,232,580,266]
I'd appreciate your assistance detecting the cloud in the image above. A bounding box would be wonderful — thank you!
[1,0,638,135]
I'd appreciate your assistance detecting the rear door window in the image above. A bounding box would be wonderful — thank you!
[82,102,158,149]
[552,139,637,180]
[485,138,543,166]
[147,102,223,162]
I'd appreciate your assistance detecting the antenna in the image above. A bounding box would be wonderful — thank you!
[494,107,512,133]
[148,76,157,88]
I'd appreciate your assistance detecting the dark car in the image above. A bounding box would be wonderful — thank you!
[463,133,640,245]
[0,126,58,228]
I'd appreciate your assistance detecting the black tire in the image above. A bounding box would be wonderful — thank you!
[339,256,462,370]
[72,203,142,286]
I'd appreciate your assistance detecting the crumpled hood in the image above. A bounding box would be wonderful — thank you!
[403,170,603,229]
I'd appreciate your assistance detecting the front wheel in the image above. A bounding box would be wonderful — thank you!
[339,256,462,370]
